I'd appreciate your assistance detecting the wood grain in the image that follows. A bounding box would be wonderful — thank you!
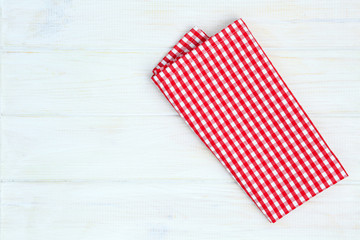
[2,50,359,115]
[2,1,360,49]
[1,115,358,181]
[1,0,359,239]
[1,182,359,240]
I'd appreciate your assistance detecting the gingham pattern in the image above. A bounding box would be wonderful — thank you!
[153,27,209,76]
[151,19,348,223]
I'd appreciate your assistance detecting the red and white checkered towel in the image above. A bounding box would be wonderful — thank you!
[151,19,348,223]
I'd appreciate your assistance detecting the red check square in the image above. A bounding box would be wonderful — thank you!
[151,19,348,223]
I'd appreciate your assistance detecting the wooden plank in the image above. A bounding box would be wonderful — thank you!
[2,0,360,49]
[2,50,359,116]
[1,181,359,240]
[1,115,358,181]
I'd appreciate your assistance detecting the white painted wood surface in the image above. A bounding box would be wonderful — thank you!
[1,1,359,239]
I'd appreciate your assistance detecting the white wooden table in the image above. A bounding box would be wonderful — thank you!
[1,1,359,239]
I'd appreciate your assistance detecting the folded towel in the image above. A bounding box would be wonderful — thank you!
[151,19,348,223]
